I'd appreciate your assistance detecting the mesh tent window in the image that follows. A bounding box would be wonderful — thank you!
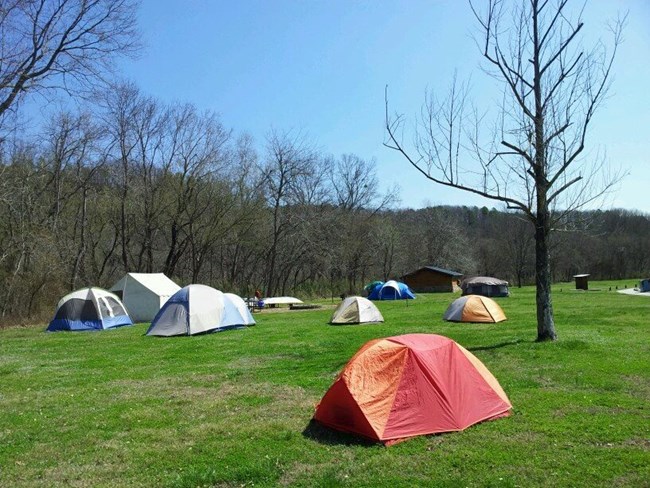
[105,296,127,316]
[54,298,99,321]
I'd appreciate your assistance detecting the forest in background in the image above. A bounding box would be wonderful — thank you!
[2,0,646,334]
[1,83,648,325]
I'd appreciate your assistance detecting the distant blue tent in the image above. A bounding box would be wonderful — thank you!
[367,280,416,300]
[47,288,133,332]
[640,279,650,293]
[364,280,384,293]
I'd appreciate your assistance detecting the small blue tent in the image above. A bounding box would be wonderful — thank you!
[47,288,133,332]
[640,278,650,293]
[367,280,416,300]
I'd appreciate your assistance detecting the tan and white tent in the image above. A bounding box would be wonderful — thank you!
[110,273,181,323]
[443,295,506,323]
[330,296,384,325]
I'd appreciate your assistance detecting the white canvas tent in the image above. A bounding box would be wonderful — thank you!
[110,273,181,323]
[330,296,384,325]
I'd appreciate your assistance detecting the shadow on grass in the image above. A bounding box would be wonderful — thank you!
[468,338,528,352]
[302,419,378,447]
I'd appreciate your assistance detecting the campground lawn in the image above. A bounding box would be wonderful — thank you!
[0,281,648,487]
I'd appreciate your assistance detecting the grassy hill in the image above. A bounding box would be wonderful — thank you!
[1,281,648,487]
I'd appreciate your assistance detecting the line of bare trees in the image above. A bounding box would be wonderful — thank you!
[1,0,645,336]
[0,82,401,322]
[1,81,648,325]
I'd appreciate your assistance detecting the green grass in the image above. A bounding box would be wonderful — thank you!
[0,281,648,487]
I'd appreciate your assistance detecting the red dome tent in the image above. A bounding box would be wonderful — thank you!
[313,334,512,444]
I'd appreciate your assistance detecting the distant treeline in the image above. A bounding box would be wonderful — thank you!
[1,85,648,324]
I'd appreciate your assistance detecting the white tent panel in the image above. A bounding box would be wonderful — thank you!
[188,285,225,335]
[223,293,256,327]
[126,273,180,296]
[357,297,384,323]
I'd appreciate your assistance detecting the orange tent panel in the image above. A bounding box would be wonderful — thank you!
[457,344,510,405]
[313,378,378,439]
[341,339,407,436]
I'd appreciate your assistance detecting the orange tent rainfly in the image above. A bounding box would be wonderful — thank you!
[443,295,507,323]
[313,334,512,444]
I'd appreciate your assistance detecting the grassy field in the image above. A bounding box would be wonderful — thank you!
[1,281,648,487]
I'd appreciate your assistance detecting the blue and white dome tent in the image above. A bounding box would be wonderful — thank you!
[47,287,133,331]
[146,285,253,337]
[367,280,416,300]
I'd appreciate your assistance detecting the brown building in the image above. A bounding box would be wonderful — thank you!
[401,266,463,293]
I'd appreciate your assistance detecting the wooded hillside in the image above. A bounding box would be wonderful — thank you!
[1,96,647,324]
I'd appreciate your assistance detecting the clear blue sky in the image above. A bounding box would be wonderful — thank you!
[119,0,650,213]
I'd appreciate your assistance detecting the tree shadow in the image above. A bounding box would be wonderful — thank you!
[467,338,528,352]
[302,419,378,447]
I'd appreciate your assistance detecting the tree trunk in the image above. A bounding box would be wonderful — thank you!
[266,243,277,298]
[266,201,282,298]
[534,209,557,341]
[120,165,129,271]
[2,248,25,317]
[164,222,179,277]
[532,7,556,342]
[70,189,88,290]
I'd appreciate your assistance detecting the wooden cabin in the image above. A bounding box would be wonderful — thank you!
[401,266,463,293]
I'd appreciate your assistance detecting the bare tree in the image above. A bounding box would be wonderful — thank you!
[101,81,141,270]
[385,0,624,341]
[503,214,535,287]
[261,130,319,297]
[42,110,102,289]
[332,154,377,211]
[130,95,171,272]
[374,217,400,281]
[161,104,231,278]
[0,0,140,123]
[218,134,266,292]
[328,154,397,292]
